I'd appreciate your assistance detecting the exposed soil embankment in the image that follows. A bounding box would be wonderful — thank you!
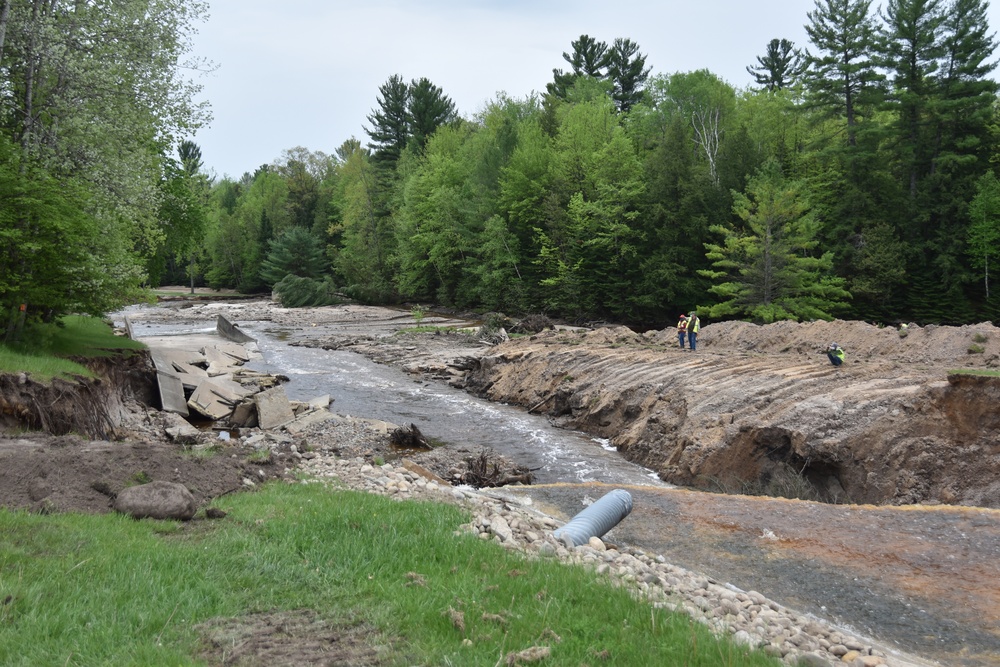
[464,320,1000,508]
[0,352,154,439]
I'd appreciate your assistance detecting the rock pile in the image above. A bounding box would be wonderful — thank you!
[297,454,927,667]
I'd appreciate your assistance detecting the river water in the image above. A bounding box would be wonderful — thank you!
[246,324,665,488]
[126,317,664,489]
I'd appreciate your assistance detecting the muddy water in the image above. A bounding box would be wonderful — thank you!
[242,324,663,488]
[126,317,1000,667]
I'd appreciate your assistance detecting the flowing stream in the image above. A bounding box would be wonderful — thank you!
[245,324,664,488]
[127,317,664,489]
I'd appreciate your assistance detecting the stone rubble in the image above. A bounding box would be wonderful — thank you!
[296,453,931,667]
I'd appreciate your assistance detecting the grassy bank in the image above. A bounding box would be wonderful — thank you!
[0,314,145,381]
[0,481,781,666]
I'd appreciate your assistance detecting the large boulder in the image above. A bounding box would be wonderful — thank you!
[113,481,197,520]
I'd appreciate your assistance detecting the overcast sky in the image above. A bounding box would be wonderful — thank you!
[188,0,1000,179]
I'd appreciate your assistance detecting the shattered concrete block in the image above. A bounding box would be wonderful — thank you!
[255,386,295,429]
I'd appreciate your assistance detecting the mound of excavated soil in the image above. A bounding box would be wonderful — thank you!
[698,319,1000,366]
[458,318,1000,509]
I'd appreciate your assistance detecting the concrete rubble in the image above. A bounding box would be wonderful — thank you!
[136,315,334,439]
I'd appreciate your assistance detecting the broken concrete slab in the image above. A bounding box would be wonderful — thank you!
[203,375,255,399]
[255,386,295,429]
[211,341,252,363]
[283,409,336,436]
[308,394,332,409]
[155,369,189,416]
[187,378,243,420]
[230,400,258,428]
[171,360,209,378]
[162,412,201,444]
[216,314,256,343]
[151,348,205,369]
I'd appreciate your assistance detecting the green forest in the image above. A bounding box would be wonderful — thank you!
[4,0,1000,337]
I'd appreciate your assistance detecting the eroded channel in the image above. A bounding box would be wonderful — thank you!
[125,314,1000,667]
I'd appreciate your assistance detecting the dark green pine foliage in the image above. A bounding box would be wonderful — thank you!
[878,0,946,205]
[178,140,203,176]
[259,226,328,287]
[804,0,883,148]
[546,34,609,99]
[879,0,998,321]
[747,38,804,91]
[365,74,411,166]
[605,38,651,113]
[408,77,457,153]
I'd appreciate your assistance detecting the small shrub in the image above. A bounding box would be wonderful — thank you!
[480,312,513,334]
[510,314,554,334]
[968,343,985,354]
[273,275,343,308]
[973,332,988,344]
[410,306,425,325]
[247,448,272,464]
[129,470,152,486]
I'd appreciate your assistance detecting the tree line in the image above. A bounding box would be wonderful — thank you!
[0,0,210,340]
[4,0,1000,338]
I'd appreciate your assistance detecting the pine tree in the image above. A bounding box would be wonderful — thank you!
[747,38,804,91]
[365,74,411,166]
[804,0,883,147]
[546,34,609,99]
[605,38,651,113]
[259,226,328,287]
[699,161,851,322]
[408,77,457,153]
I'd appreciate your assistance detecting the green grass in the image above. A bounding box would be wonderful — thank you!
[0,482,781,667]
[0,315,145,382]
[949,368,1000,377]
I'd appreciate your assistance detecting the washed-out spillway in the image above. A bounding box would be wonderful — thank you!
[121,308,1000,666]
[128,319,665,489]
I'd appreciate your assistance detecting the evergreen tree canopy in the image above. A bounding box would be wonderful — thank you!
[747,38,804,91]
[804,0,883,147]
[606,38,652,113]
[365,74,411,166]
[699,162,851,322]
[259,226,329,287]
[408,77,458,153]
[547,34,610,99]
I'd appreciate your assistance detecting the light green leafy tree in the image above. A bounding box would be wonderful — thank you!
[700,161,851,322]
[647,70,738,186]
[395,124,472,304]
[0,137,121,339]
[536,98,646,318]
[331,142,397,302]
[968,171,1000,300]
[0,0,211,319]
[204,169,288,292]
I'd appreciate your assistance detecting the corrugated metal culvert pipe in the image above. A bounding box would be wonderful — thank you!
[552,489,633,547]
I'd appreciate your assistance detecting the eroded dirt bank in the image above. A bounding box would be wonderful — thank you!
[462,320,1000,509]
